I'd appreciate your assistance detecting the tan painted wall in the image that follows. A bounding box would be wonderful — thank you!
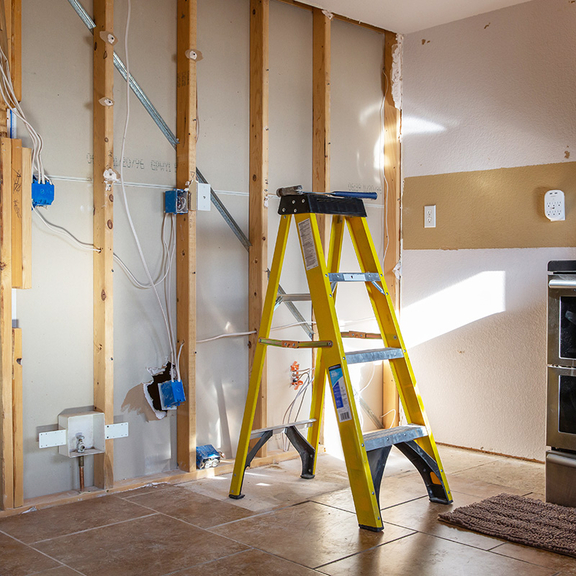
[404,161,576,250]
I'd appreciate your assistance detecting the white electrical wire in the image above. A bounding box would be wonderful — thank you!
[0,44,45,181]
[33,207,176,291]
[118,0,178,380]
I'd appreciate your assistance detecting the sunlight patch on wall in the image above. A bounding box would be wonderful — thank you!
[402,115,446,136]
[400,271,506,348]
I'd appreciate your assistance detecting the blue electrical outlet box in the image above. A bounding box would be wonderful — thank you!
[32,177,55,207]
[158,380,186,410]
[196,444,221,469]
[164,189,188,214]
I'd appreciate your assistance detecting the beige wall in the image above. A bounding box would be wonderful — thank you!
[402,0,576,460]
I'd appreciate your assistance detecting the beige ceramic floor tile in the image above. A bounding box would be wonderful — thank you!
[210,501,413,569]
[492,542,576,575]
[34,567,84,575]
[181,453,352,512]
[436,445,501,474]
[0,495,153,544]
[128,485,254,528]
[312,473,429,513]
[173,548,320,575]
[0,531,60,576]
[116,483,173,499]
[451,458,545,494]
[33,514,248,576]
[317,532,557,576]
[446,475,529,498]
[382,491,504,550]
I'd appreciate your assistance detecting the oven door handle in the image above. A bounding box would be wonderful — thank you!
[549,278,576,289]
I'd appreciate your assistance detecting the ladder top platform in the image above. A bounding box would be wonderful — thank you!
[364,425,428,451]
[278,193,367,217]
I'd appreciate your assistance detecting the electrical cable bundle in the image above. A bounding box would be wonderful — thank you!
[0,23,46,182]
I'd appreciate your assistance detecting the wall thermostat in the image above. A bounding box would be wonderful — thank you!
[545,190,565,221]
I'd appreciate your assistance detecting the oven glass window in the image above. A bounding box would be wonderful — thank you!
[559,375,576,434]
[560,297,576,359]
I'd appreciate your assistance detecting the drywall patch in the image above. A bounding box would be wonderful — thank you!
[391,34,403,110]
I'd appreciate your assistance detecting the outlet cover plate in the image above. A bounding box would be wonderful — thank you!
[424,205,436,228]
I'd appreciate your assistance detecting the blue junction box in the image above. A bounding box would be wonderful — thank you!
[196,444,221,469]
[32,178,54,207]
[158,380,186,410]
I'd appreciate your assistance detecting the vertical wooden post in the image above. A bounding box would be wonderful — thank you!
[248,0,269,445]
[9,0,20,103]
[382,32,401,429]
[0,137,13,509]
[11,140,31,289]
[93,0,114,490]
[312,8,330,237]
[311,8,331,444]
[176,0,197,472]
[11,327,21,507]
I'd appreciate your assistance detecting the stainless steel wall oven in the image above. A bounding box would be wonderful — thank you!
[547,261,576,506]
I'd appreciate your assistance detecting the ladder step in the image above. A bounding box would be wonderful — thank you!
[364,424,428,451]
[328,272,380,283]
[250,419,316,439]
[346,347,404,364]
[276,293,312,302]
[259,338,333,349]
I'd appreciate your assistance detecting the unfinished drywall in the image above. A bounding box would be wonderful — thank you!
[402,0,576,460]
[15,0,390,499]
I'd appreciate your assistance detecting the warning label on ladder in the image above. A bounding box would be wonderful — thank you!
[328,365,352,422]
[298,219,319,271]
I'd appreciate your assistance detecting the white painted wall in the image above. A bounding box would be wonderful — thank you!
[17,0,388,498]
[402,0,576,460]
[403,0,576,178]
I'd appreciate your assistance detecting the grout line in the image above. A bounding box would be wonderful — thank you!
[313,531,416,571]
[28,512,159,545]
[161,549,254,576]
[0,531,85,575]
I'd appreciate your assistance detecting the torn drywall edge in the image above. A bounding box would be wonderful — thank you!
[391,33,403,111]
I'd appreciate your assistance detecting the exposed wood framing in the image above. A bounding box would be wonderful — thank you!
[11,141,31,289]
[93,0,114,490]
[8,0,20,102]
[382,32,401,429]
[11,327,21,507]
[311,8,331,444]
[176,0,197,472]
[0,137,13,510]
[312,8,331,243]
[248,0,269,446]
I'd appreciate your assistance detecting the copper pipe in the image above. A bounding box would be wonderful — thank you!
[78,455,85,492]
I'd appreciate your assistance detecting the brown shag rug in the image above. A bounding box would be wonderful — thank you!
[438,493,576,558]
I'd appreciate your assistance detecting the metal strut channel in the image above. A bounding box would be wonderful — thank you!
[68,0,313,338]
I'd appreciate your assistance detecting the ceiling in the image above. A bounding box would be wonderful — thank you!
[298,0,532,33]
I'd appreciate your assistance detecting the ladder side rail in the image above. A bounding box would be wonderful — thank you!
[307,215,346,470]
[295,212,382,530]
[229,215,292,498]
[346,216,451,499]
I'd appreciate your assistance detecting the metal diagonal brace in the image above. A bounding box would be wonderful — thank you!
[68,0,313,338]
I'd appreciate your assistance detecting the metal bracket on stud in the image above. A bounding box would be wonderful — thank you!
[185,49,203,61]
[99,30,117,45]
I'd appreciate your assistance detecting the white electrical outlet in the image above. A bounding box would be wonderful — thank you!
[545,190,565,221]
[424,205,436,228]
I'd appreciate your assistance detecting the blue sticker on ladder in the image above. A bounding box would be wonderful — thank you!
[329,365,344,409]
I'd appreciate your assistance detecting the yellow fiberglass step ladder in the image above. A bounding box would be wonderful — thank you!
[229,186,452,531]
